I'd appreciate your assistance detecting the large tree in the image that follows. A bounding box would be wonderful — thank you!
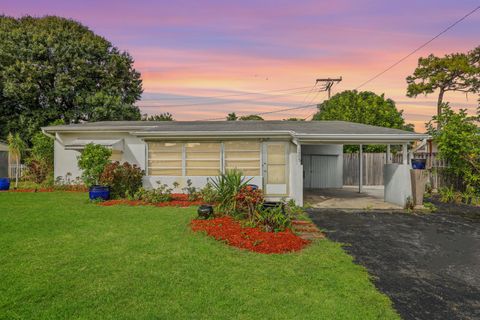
[313,90,413,152]
[406,46,480,119]
[0,15,143,143]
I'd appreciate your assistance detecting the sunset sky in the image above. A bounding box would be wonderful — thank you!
[3,0,480,131]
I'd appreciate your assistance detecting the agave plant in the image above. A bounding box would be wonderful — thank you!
[210,169,251,215]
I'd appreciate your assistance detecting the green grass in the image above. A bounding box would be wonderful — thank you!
[0,192,399,319]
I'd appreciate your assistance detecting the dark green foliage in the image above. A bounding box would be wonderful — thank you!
[0,15,143,144]
[239,114,264,120]
[427,104,480,191]
[407,46,480,118]
[312,90,413,152]
[142,113,174,121]
[133,182,173,203]
[182,179,200,201]
[198,182,218,204]
[210,169,250,214]
[99,161,144,199]
[77,144,112,187]
[255,205,292,232]
[226,112,238,121]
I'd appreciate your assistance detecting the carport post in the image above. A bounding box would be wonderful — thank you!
[386,144,392,164]
[402,143,408,165]
[358,144,363,193]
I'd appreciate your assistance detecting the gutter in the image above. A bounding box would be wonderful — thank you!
[41,128,55,139]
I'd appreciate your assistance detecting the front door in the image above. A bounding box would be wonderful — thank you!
[264,142,288,195]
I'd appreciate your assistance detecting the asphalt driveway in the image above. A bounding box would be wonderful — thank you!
[309,206,480,320]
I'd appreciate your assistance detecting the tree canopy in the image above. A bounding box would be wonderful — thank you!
[427,104,480,191]
[239,115,264,121]
[312,90,413,152]
[406,46,480,118]
[142,113,174,121]
[0,15,143,144]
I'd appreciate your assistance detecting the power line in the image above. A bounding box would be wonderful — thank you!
[152,85,314,101]
[201,103,319,121]
[141,88,315,108]
[355,5,480,90]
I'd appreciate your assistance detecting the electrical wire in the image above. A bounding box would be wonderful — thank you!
[355,5,480,90]
[141,88,316,108]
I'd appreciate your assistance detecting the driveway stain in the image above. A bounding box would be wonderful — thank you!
[309,206,480,320]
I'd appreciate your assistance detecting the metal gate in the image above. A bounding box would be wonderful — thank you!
[302,155,340,188]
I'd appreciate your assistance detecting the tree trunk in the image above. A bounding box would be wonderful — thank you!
[15,157,19,188]
[437,88,445,129]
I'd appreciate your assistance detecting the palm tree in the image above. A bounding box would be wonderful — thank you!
[7,133,26,188]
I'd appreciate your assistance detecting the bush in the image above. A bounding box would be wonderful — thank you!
[99,161,144,199]
[182,179,200,201]
[25,159,50,184]
[199,182,218,204]
[255,205,292,232]
[77,143,112,187]
[210,169,250,215]
[235,186,264,221]
[133,182,173,203]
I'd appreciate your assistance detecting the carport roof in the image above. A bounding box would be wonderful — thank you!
[43,120,428,143]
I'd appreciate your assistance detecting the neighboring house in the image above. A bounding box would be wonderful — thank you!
[0,141,9,178]
[42,121,427,206]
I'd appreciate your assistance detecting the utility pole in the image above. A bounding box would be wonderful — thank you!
[315,77,342,99]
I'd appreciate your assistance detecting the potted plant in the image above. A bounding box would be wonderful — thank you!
[197,181,218,219]
[77,143,112,201]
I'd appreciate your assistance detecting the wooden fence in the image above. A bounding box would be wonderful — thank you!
[343,152,457,189]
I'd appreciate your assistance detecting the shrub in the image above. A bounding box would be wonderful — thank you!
[182,179,200,201]
[133,182,173,203]
[25,159,50,184]
[99,161,144,199]
[210,169,250,215]
[255,205,292,232]
[439,186,456,203]
[235,186,264,221]
[77,144,112,187]
[54,174,88,191]
[199,182,218,204]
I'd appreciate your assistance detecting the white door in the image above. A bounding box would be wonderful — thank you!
[264,142,288,195]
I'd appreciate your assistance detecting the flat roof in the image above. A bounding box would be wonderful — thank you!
[43,120,428,143]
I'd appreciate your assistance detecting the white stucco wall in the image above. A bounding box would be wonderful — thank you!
[54,132,146,181]
[384,164,412,208]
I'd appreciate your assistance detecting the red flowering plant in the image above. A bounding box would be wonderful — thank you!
[235,186,264,221]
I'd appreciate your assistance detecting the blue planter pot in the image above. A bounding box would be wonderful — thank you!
[89,185,110,201]
[0,178,10,191]
[411,159,426,170]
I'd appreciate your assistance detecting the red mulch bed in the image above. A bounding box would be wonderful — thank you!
[191,216,310,254]
[99,193,203,208]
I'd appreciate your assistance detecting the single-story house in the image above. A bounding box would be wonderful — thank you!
[42,121,428,207]
[0,141,9,178]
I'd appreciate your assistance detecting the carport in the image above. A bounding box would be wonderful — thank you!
[296,129,427,208]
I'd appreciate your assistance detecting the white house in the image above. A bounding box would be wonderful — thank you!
[42,120,428,206]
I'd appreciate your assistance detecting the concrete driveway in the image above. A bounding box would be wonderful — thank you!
[309,206,480,320]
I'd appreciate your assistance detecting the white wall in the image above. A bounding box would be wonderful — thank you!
[54,132,146,181]
[384,164,412,208]
[53,133,305,204]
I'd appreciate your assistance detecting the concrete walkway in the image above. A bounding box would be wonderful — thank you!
[304,186,402,210]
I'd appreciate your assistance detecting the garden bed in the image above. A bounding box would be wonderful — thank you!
[191,216,309,254]
[99,193,204,208]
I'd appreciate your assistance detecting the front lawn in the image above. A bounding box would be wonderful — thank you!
[0,192,399,319]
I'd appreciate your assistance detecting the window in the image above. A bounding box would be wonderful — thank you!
[266,143,286,184]
[224,141,261,176]
[185,142,221,176]
[147,142,182,176]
